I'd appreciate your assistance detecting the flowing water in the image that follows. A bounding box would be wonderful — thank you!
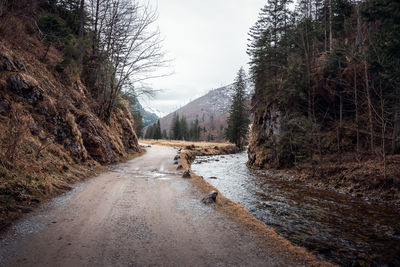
[192,152,400,266]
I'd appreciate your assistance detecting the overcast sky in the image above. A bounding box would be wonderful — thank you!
[139,0,266,116]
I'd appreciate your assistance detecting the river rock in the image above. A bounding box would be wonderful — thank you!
[202,191,218,204]
[182,169,191,178]
[185,144,195,150]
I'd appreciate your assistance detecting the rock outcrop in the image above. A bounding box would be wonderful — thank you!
[0,44,140,165]
[247,102,282,169]
[0,10,141,228]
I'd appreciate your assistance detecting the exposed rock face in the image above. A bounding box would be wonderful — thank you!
[78,114,114,163]
[0,43,140,165]
[202,191,218,204]
[8,74,44,105]
[0,8,141,229]
[247,102,282,169]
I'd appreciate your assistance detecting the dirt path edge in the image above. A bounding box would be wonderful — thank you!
[179,147,334,267]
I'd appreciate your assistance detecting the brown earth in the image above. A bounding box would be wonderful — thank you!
[272,153,400,205]
[141,140,332,266]
[0,145,330,266]
[0,7,141,231]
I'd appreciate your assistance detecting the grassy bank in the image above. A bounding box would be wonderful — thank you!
[142,139,331,266]
[0,148,146,232]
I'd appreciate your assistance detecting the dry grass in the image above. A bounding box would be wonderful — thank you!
[178,148,332,266]
[0,22,142,232]
[140,139,233,149]
[0,105,29,166]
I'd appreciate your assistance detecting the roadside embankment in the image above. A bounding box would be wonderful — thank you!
[140,140,332,266]
[0,147,146,232]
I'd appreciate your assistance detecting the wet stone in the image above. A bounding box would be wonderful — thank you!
[202,191,218,204]
[182,169,191,178]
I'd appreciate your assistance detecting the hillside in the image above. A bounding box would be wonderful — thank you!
[158,85,232,141]
[156,82,252,141]
[247,0,400,201]
[131,100,159,127]
[0,2,140,229]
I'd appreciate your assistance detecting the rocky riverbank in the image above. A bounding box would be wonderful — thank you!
[139,140,332,266]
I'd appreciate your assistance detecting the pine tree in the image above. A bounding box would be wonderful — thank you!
[364,0,400,154]
[144,125,154,139]
[171,113,181,140]
[162,129,168,139]
[189,119,201,141]
[225,67,250,148]
[153,120,162,140]
[132,111,143,138]
[180,116,188,140]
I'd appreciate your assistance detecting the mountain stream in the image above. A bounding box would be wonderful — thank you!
[192,152,400,266]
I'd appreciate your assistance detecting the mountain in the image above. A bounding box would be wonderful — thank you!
[131,100,159,127]
[157,82,252,141]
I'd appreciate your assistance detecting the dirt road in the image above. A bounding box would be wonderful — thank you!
[0,145,311,266]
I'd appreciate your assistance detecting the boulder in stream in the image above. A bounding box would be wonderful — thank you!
[182,169,191,178]
[202,191,218,204]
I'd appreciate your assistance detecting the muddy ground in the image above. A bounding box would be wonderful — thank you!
[0,145,329,266]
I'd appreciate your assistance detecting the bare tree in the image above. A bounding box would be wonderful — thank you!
[0,0,6,16]
[329,0,333,50]
[86,0,167,121]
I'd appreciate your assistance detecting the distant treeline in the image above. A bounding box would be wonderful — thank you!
[144,114,203,141]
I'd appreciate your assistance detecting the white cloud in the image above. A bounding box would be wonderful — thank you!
[139,0,266,115]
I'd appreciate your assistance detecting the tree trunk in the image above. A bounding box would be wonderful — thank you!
[356,3,361,46]
[329,0,333,51]
[42,43,51,61]
[338,93,343,153]
[364,61,375,152]
[93,0,100,53]
[324,0,327,51]
[78,0,85,71]
[380,82,387,179]
[393,103,400,154]
[354,67,360,154]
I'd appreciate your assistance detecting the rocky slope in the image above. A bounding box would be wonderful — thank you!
[0,6,140,229]
[247,81,400,203]
[157,83,252,141]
